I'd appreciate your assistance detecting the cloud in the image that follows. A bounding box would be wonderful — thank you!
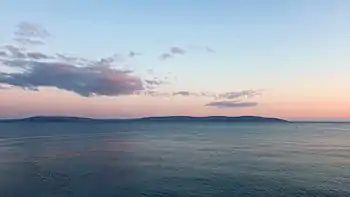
[170,47,186,55]
[171,91,260,108]
[55,53,91,66]
[14,38,45,46]
[147,69,154,74]
[159,53,172,60]
[205,101,258,108]
[171,90,261,100]
[4,45,26,58]
[2,46,52,60]
[145,79,164,86]
[217,90,261,100]
[0,60,146,97]
[56,53,81,63]
[128,51,141,58]
[173,91,192,96]
[0,51,7,57]
[14,22,50,46]
[205,47,215,53]
[159,46,186,60]
[187,45,216,53]
[0,22,168,97]
[158,45,216,60]
[138,90,171,97]
[172,91,213,97]
[15,22,50,38]
[26,52,52,60]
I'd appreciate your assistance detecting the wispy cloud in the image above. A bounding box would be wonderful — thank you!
[205,101,258,108]
[128,51,141,58]
[171,90,261,99]
[159,53,172,60]
[14,38,45,46]
[170,47,186,55]
[4,45,26,58]
[136,89,261,101]
[217,90,261,100]
[26,52,52,60]
[205,47,215,53]
[173,91,193,96]
[159,45,215,60]
[14,22,50,46]
[188,45,216,53]
[159,46,186,60]
[145,79,165,86]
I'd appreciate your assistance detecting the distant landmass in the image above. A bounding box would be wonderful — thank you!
[0,116,289,123]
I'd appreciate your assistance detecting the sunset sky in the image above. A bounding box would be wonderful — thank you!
[0,0,349,120]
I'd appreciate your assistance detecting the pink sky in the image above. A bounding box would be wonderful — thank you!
[1,87,349,120]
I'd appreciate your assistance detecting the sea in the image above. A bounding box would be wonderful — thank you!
[0,122,349,197]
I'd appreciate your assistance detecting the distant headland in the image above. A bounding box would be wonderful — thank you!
[0,116,289,123]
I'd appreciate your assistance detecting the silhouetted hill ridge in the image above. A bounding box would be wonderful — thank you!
[0,116,288,123]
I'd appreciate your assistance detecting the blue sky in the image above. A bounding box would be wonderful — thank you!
[0,0,350,119]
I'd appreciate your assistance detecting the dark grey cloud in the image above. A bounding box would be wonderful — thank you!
[205,101,258,108]
[14,22,50,46]
[0,59,145,97]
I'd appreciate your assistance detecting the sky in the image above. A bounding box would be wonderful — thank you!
[0,0,350,120]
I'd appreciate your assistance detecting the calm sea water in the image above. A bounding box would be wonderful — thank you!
[0,122,349,197]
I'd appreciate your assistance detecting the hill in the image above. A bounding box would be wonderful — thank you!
[0,116,288,123]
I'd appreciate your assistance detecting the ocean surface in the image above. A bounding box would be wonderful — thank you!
[0,122,349,197]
